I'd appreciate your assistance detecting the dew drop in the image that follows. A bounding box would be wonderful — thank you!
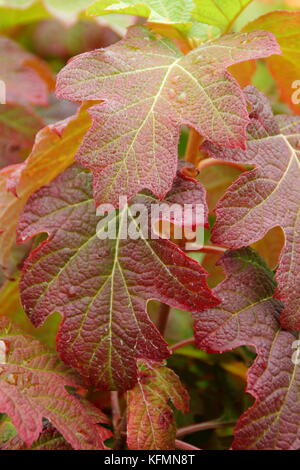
[171,75,180,85]
[168,88,176,99]
[177,92,187,104]
[68,286,76,297]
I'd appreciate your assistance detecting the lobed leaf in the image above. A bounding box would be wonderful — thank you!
[127,360,189,450]
[56,25,280,207]
[0,317,111,449]
[195,248,300,450]
[18,164,219,390]
[203,86,300,330]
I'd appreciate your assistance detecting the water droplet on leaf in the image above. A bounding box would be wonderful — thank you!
[177,92,187,104]
[168,88,176,99]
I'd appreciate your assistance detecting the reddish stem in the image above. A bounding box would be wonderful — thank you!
[197,158,246,172]
[111,391,121,431]
[185,129,204,166]
[170,337,195,351]
[177,420,236,438]
[186,245,227,255]
[175,439,201,450]
[157,303,170,336]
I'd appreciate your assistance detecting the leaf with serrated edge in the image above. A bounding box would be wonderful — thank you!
[193,0,253,33]
[203,86,300,330]
[195,248,300,450]
[0,317,111,449]
[127,360,188,450]
[56,26,280,207]
[87,0,194,32]
[0,105,91,268]
[18,164,219,391]
[243,11,300,114]
[0,36,54,106]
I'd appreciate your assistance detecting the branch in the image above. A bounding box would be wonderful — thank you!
[111,391,121,432]
[185,129,204,166]
[177,420,236,438]
[170,337,195,351]
[197,158,246,172]
[157,303,170,336]
[175,439,201,450]
[185,245,227,255]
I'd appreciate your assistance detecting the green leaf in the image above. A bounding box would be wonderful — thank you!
[0,1,94,25]
[87,0,194,32]
[0,2,49,30]
[193,0,253,33]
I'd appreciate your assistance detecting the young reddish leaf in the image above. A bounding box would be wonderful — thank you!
[0,317,111,450]
[56,26,280,207]
[0,105,43,168]
[18,165,219,391]
[127,360,189,450]
[1,425,73,450]
[195,248,300,450]
[203,87,300,330]
[243,11,300,113]
[0,106,91,268]
[0,36,54,106]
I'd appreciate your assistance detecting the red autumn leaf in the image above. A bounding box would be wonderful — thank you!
[127,360,189,450]
[56,25,280,206]
[0,36,54,106]
[18,164,219,391]
[203,86,300,330]
[0,317,111,450]
[194,248,300,450]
